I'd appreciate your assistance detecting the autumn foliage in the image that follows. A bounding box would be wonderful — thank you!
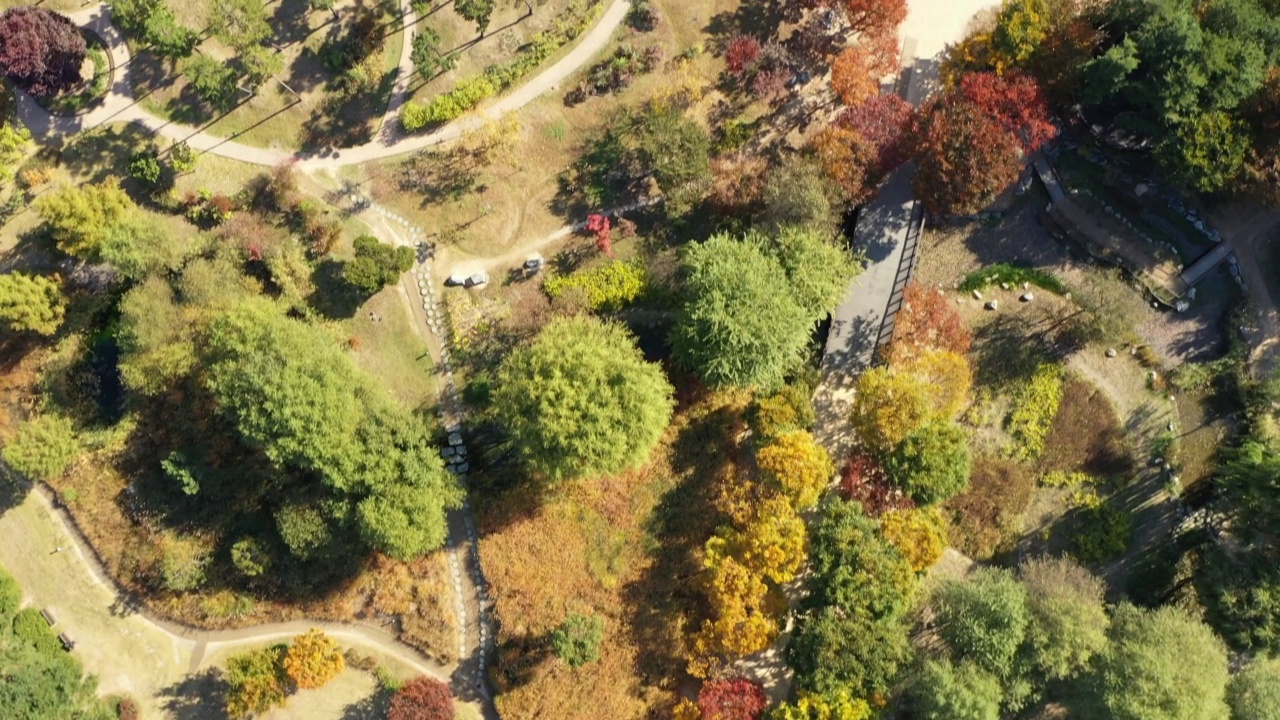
[725,35,762,76]
[887,284,972,364]
[586,213,613,257]
[698,677,769,720]
[831,34,898,107]
[839,451,914,516]
[757,430,835,511]
[834,0,908,36]
[958,72,1057,153]
[388,676,454,720]
[839,94,914,176]
[909,95,1022,216]
[282,629,345,690]
[0,7,86,98]
[811,125,878,204]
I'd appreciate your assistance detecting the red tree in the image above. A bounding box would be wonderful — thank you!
[909,96,1022,216]
[752,68,789,103]
[388,677,454,720]
[839,93,914,176]
[958,71,1057,154]
[0,7,87,98]
[839,452,914,516]
[586,213,612,256]
[811,125,878,204]
[698,677,768,720]
[724,35,761,77]
[887,283,972,364]
[835,0,908,37]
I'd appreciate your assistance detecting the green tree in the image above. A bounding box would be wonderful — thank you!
[885,421,972,505]
[0,567,20,629]
[2,414,78,480]
[933,567,1030,679]
[224,644,289,718]
[550,612,604,667]
[1158,111,1250,193]
[493,316,674,481]
[99,211,193,280]
[1228,657,1280,720]
[0,122,30,185]
[240,44,283,88]
[230,537,271,578]
[788,606,912,699]
[0,638,108,720]
[1020,555,1109,681]
[753,225,858,319]
[410,26,454,78]
[127,150,163,186]
[0,272,64,336]
[908,660,1003,720]
[670,234,810,390]
[760,156,839,232]
[454,0,495,35]
[807,497,916,620]
[633,104,712,213]
[116,276,198,395]
[274,503,333,561]
[343,235,415,294]
[1080,604,1230,720]
[35,178,135,259]
[180,54,239,109]
[169,141,198,174]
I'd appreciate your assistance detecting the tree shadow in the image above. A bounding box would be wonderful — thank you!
[339,687,392,719]
[490,632,553,695]
[308,259,364,318]
[156,668,230,720]
[272,0,316,47]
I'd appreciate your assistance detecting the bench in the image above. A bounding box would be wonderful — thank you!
[39,609,55,627]
[58,633,74,651]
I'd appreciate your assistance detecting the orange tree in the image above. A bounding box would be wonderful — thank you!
[283,629,345,690]
[887,284,972,364]
[811,125,878,206]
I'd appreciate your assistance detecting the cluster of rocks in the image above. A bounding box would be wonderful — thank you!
[970,282,1034,311]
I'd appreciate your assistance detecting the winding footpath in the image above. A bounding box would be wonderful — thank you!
[1,1,635,716]
[14,0,630,171]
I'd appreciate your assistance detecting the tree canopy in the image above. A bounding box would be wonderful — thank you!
[494,316,673,481]
[344,235,415,294]
[35,179,135,260]
[885,421,972,504]
[0,272,65,336]
[0,7,86,98]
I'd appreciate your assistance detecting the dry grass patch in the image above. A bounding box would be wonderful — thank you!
[479,389,747,720]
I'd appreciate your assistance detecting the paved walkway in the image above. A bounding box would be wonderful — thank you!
[14,0,631,170]
[812,166,917,461]
[0,482,467,719]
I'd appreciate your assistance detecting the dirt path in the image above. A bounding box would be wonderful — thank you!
[1210,203,1280,378]
[14,1,631,170]
[0,483,469,719]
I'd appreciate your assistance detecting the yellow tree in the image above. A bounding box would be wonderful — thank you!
[879,508,947,572]
[686,556,783,678]
[900,348,972,421]
[758,430,835,511]
[707,495,808,585]
[283,629,345,690]
[849,367,933,453]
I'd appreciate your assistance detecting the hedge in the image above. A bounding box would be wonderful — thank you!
[402,0,603,131]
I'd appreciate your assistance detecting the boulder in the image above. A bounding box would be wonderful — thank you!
[1106,348,1117,358]
[972,289,983,300]
[1000,282,1011,291]
[1020,293,1034,302]
[984,300,999,310]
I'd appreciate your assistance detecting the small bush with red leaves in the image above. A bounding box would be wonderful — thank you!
[698,676,768,720]
[839,452,914,517]
[725,35,762,77]
[388,676,454,720]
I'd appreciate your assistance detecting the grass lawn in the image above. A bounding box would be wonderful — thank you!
[131,0,404,150]
[357,0,732,275]
[345,281,438,413]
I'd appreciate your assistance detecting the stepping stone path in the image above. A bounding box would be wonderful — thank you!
[358,196,496,697]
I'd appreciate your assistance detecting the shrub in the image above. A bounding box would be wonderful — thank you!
[115,698,141,720]
[885,422,972,505]
[283,629,345,689]
[0,568,20,627]
[12,608,61,655]
[1007,364,1064,460]
[697,676,767,720]
[2,413,78,480]
[0,7,87,98]
[344,235,415,294]
[230,537,270,577]
[748,383,816,443]
[388,676,453,720]
[542,260,646,311]
[168,141,198,174]
[160,535,211,592]
[127,151,163,186]
[958,263,1067,295]
[550,612,604,667]
[1070,492,1132,564]
[224,645,288,718]
[945,457,1034,560]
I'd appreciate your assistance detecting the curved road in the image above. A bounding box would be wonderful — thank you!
[14,0,630,170]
